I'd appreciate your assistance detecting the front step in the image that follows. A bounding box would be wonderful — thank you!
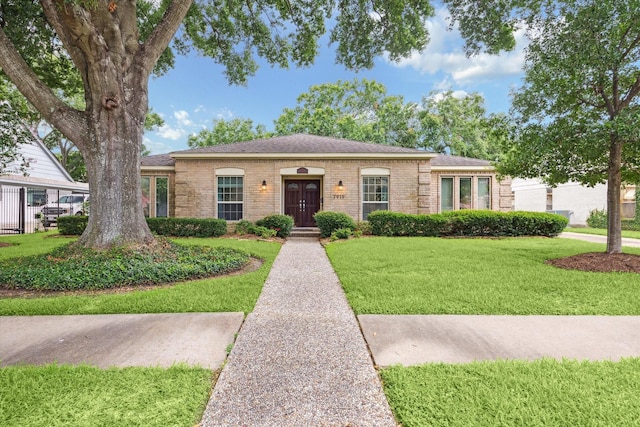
[289,227,321,238]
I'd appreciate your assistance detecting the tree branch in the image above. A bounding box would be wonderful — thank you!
[136,0,193,78]
[0,27,87,145]
[620,73,640,110]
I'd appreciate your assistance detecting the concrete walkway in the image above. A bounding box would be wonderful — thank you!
[560,231,640,247]
[0,313,243,369]
[200,237,395,426]
[360,315,640,366]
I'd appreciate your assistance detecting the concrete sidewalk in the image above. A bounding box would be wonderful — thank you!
[0,313,243,369]
[560,231,640,247]
[360,315,640,366]
[200,237,395,426]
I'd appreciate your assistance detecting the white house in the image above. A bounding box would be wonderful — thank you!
[1,135,88,234]
[512,178,636,225]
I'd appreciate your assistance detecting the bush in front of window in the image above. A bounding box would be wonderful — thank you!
[330,228,353,241]
[367,210,568,237]
[255,214,294,238]
[314,211,357,238]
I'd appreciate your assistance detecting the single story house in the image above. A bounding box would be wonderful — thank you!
[141,134,512,227]
[512,178,636,225]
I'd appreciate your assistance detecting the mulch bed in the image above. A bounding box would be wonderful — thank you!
[547,252,640,273]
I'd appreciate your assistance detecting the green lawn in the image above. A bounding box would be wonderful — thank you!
[0,233,281,315]
[0,364,212,427]
[326,237,640,315]
[381,358,640,427]
[565,227,640,239]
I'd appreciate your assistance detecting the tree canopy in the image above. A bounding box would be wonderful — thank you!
[452,0,640,253]
[188,118,270,148]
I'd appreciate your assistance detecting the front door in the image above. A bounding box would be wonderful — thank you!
[284,179,321,227]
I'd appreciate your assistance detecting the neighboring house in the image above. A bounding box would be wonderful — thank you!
[0,135,89,234]
[141,134,512,227]
[511,178,636,225]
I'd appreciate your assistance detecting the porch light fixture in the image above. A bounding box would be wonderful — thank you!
[261,180,267,191]
[338,180,343,190]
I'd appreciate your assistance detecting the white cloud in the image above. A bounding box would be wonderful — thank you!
[173,110,193,126]
[157,124,185,140]
[143,137,175,155]
[431,90,469,102]
[391,8,528,85]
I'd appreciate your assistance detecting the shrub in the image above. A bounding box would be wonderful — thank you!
[253,225,277,238]
[586,209,608,229]
[313,211,357,237]
[331,228,353,240]
[57,215,88,235]
[234,219,254,235]
[255,214,294,238]
[367,211,447,237]
[146,217,228,237]
[367,210,567,238]
[622,219,640,231]
[354,221,372,237]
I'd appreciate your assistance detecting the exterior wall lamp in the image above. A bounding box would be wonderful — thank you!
[338,180,343,190]
[261,180,267,191]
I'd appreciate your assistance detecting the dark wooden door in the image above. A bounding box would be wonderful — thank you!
[284,180,321,227]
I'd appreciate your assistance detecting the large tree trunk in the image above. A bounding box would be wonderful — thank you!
[606,136,623,254]
[78,80,154,248]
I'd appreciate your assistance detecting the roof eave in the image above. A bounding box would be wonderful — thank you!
[431,165,495,172]
[170,152,437,160]
[141,165,175,171]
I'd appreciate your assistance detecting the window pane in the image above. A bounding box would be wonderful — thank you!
[362,176,389,220]
[156,177,168,217]
[27,188,47,207]
[217,176,243,220]
[141,176,150,217]
[478,177,491,210]
[441,178,454,212]
[459,178,472,209]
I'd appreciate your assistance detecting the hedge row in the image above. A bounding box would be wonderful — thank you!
[57,216,228,238]
[367,210,568,237]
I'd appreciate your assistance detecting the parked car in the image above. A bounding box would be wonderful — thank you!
[40,194,88,227]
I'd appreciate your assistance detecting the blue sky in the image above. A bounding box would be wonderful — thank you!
[145,7,528,155]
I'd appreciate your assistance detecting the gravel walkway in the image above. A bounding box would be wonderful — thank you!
[201,238,395,426]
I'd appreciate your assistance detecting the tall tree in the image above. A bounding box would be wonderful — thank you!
[274,78,419,147]
[417,91,505,160]
[448,0,640,253]
[188,118,270,148]
[0,0,435,249]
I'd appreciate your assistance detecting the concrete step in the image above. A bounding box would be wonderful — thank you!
[289,227,321,238]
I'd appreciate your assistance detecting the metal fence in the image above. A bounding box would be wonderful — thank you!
[0,186,87,235]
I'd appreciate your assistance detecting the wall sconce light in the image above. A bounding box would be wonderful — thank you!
[261,180,267,191]
[338,180,343,190]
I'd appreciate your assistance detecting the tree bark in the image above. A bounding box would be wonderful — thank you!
[606,136,623,254]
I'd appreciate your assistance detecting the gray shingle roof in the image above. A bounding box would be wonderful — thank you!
[172,134,427,155]
[431,154,492,167]
[141,153,175,167]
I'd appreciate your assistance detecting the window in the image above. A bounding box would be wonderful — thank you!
[156,177,168,217]
[441,177,454,212]
[441,176,492,211]
[478,177,491,210]
[362,176,388,219]
[141,177,150,217]
[459,178,472,209]
[218,176,243,220]
[546,187,553,211]
[27,188,47,207]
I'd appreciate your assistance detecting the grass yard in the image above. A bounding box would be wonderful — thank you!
[0,364,212,427]
[326,237,640,315]
[0,233,281,315]
[565,227,640,239]
[381,358,640,427]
